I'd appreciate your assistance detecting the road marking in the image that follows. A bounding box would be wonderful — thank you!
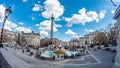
[90,54,102,64]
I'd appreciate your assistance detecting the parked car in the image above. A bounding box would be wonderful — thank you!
[103,46,116,52]
[108,46,116,52]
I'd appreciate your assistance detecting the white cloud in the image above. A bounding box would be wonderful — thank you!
[84,29,94,33]
[99,10,106,19]
[64,8,106,27]
[0,5,18,31]
[42,0,64,18]
[32,4,43,11]
[38,20,62,32]
[4,26,12,31]
[4,20,18,31]
[65,29,76,36]
[18,22,24,25]
[22,0,27,2]
[0,4,5,22]
[35,24,39,26]
[55,24,62,27]
[37,20,62,37]
[15,27,32,33]
[0,4,33,33]
[32,17,35,20]
[5,20,17,27]
[4,20,17,31]
[54,18,61,21]
[111,10,115,14]
[38,20,53,31]
[114,0,120,2]
[40,30,48,37]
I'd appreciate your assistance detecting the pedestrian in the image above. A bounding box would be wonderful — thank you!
[53,55,55,60]
[22,49,24,53]
[94,46,97,51]
[85,45,89,55]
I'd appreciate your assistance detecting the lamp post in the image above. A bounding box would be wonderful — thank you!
[111,0,117,7]
[0,7,12,47]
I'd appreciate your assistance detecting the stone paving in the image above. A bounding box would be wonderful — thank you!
[47,55,99,65]
[81,49,116,68]
[5,47,116,68]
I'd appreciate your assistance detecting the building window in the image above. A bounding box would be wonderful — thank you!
[85,41,87,45]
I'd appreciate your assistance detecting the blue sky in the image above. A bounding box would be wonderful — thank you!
[0,0,120,41]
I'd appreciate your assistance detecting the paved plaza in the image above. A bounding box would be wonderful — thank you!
[5,47,116,68]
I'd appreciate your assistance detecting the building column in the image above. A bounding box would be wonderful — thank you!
[114,38,120,68]
[113,5,120,68]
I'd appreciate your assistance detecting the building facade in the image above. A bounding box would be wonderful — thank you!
[79,36,89,46]
[114,22,119,40]
[113,5,120,68]
[79,31,98,46]
[21,32,40,47]
[0,29,16,43]
[69,38,80,46]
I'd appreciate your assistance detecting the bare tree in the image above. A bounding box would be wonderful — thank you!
[20,35,27,46]
[93,32,107,45]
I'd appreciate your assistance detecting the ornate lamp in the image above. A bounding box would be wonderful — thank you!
[0,7,12,47]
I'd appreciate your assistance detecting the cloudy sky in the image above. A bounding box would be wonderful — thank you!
[0,0,120,41]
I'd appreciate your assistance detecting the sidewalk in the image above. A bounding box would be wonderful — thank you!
[0,48,33,68]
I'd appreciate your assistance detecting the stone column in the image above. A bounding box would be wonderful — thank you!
[113,5,120,68]
[50,14,54,45]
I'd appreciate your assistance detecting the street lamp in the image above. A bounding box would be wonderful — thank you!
[0,7,12,47]
[111,0,117,7]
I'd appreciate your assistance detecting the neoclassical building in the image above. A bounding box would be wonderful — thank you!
[0,29,16,43]
[69,38,80,46]
[79,36,89,46]
[21,32,40,47]
[79,31,98,46]
[113,5,120,68]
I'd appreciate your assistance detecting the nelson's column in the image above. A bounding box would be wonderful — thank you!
[50,14,54,46]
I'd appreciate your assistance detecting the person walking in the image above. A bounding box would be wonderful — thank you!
[22,49,24,53]
[85,45,89,55]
